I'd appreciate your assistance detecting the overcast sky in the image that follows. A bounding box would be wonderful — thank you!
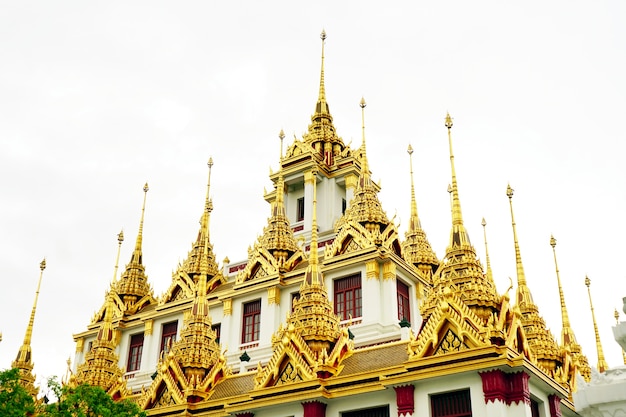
[1,1,625,388]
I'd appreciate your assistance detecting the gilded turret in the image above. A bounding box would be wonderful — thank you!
[74,237,127,396]
[422,114,499,324]
[116,183,155,312]
[12,259,46,397]
[303,30,345,165]
[550,236,590,382]
[506,185,561,376]
[180,158,221,282]
[401,144,438,280]
[585,276,608,373]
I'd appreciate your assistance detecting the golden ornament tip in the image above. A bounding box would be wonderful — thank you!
[320,29,326,41]
[615,308,620,322]
[447,183,452,193]
[208,157,214,168]
[550,235,556,247]
[481,217,486,227]
[117,230,124,243]
[585,275,591,287]
[143,182,149,193]
[360,97,366,108]
[445,112,453,129]
[40,258,46,271]
[279,129,285,140]
[506,183,514,198]
[407,144,413,155]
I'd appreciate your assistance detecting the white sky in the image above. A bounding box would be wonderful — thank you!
[1,1,625,388]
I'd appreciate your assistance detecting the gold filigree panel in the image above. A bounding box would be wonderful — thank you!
[434,329,468,355]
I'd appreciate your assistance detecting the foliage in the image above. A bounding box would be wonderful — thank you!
[43,377,147,417]
[0,369,146,417]
[0,368,37,417]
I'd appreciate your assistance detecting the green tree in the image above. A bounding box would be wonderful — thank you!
[43,377,146,417]
[0,368,37,416]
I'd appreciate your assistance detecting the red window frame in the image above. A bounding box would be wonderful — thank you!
[397,279,411,322]
[127,333,144,372]
[334,274,362,321]
[242,300,261,343]
[159,321,178,356]
[431,389,472,417]
[297,197,305,222]
[211,323,221,344]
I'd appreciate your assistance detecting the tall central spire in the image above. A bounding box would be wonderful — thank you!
[12,259,46,396]
[506,185,532,303]
[317,30,328,113]
[445,113,471,249]
[585,276,608,373]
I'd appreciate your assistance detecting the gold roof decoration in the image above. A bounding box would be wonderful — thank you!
[326,98,402,258]
[255,168,352,388]
[550,235,591,385]
[401,144,439,280]
[91,231,126,324]
[161,159,225,304]
[115,183,156,314]
[506,185,563,378]
[236,132,304,284]
[141,251,230,408]
[421,114,500,324]
[585,276,609,373]
[74,236,128,398]
[12,259,46,397]
[481,218,494,283]
[301,30,346,166]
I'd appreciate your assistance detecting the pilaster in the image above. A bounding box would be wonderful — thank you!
[303,400,326,417]
[394,384,415,417]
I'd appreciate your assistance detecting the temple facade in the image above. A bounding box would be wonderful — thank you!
[54,32,624,416]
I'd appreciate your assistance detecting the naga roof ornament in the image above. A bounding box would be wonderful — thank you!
[401,144,439,280]
[255,168,352,388]
[550,235,591,385]
[301,30,345,166]
[115,183,156,314]
[162,159,225,303]
[12,259,46,397]
[506,185,563,379]
[326,98,401,257]
[421,114,500,324]
[237,131,304,284]
[141,241,229,408]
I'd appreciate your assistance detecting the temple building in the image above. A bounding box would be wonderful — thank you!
[7,32,622,416]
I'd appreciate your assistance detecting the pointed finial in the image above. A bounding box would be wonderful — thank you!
[318,30,327,104]
[481,218,493,282]
[585,276,608,373]
[360,97,367,148]
[15,258,46,366]
[112,230,124,284]
[134,183,149,253]
[506,183,527,287]
[445,112,469,246]
[445,112,453,129]
[550,235,576,347]
[407,144,421,230]
[199,158,214,275]
[279,129,285,160]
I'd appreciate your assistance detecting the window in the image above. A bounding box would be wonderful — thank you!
[342,198,347,214]
[212,323,221,344]
[530,399,540,417]
[334,274,362,321]
[291,292,300,312]
[297,197,305,221]
[242,300,261,343]
[159,321,178,357]
[127,333,144,372]
[431,389,472,417]
[342,405,389,417]
[397,279,410,322]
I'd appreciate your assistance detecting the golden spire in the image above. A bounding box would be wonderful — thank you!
[445,113,471,249]
[111,230,124,285]
[506,185,532,304]
[481,218,493,282]
[402,144,438,277]
[74,237,127,394]
[585,276,608,372]
[615,309,626,365]
[306,168,321,285]
[116,183,153,309]
[318,30,328,112]
[180,160,220,281]
[12,258,46,396]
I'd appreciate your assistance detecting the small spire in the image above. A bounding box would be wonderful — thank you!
[279,128,285,160]
[132,183,149,263]
[550,236,575,346]
[202,158,214,245]
[407,145,421,230]
[585,276,608,372]
[506,184,528,288]
[306,168,321,285]
[12,258,46,396]
[444,112,470,248]
[481,218,493,282]
[318,30,327,106]
[358,97,371,186]
[111,230,124,285]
